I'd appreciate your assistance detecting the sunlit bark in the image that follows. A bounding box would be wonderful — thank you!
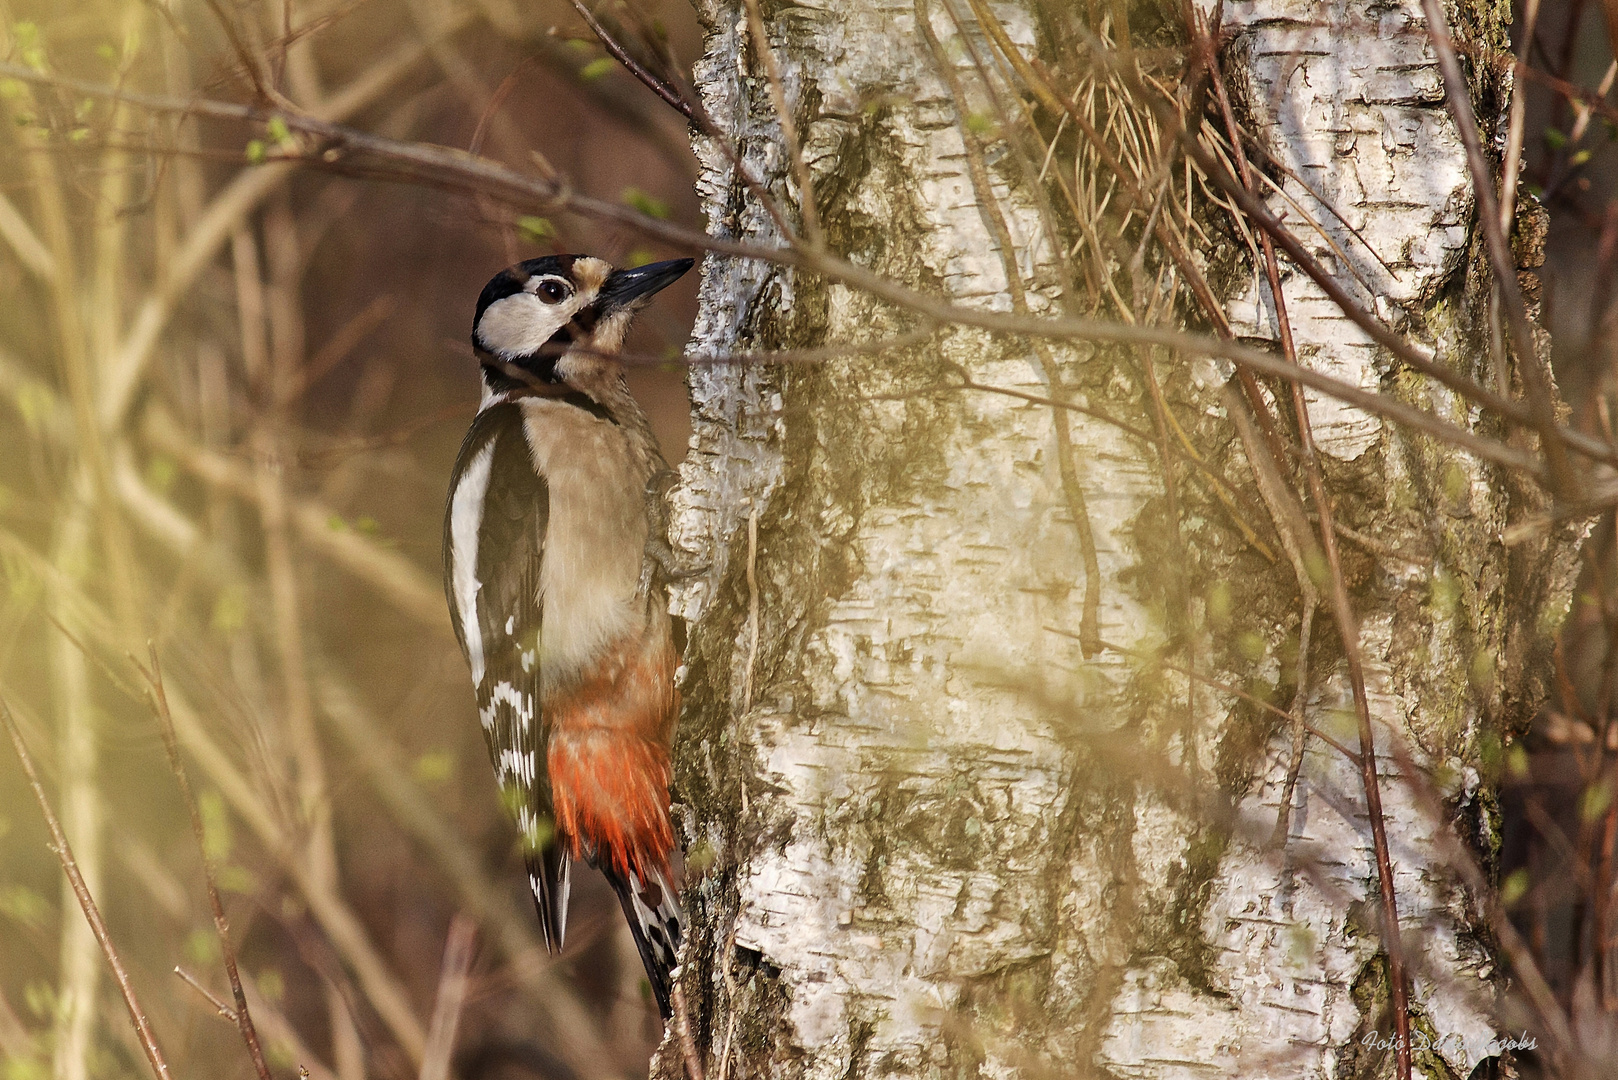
[664,1,1581,1077]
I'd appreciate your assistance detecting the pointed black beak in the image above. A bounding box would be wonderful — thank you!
[595,258,695,314]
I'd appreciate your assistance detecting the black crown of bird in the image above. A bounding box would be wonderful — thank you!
[443,253,693,1018]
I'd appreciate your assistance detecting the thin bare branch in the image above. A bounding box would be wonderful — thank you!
[740,0,820,243]
[0,190,58,282]
[1203,24,1411,1070]
[1500,0,1543,234]
[0,536,435,1066]
[142,646,275,1080]
[918,0,1102,653]
[0,696,172,1080]
[1174,106,1572,476]
[1085,634,1361,765]
[567,0,695,121]
[174,967,239,1023]
[8,61,1606,480]
[671,983,706,1080]
[143,408,444,625]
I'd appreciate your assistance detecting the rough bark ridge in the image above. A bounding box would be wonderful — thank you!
[662,1,1580,1077]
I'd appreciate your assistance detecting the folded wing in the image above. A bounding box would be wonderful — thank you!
[443,401,569,949]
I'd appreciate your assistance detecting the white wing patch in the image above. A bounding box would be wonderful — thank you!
[498,747,537,786]
[479,679,533,733]
[449,442,496,685]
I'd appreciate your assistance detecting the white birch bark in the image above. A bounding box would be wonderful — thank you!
[660,1,1581,1077]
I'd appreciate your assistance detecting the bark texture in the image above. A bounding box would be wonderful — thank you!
[661,1,1581,1077]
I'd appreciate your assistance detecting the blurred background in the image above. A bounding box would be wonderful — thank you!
[0,1,704,1078]
[1500,0,1618,1023]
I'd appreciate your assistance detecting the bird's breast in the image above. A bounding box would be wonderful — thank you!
[517,397,658,695]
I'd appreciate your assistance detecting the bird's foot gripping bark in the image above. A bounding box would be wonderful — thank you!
[641,470,709,596]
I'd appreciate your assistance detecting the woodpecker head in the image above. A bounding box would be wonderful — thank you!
[472,254,693,394]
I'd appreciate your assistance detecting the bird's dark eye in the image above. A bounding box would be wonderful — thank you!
[536,278,569,304]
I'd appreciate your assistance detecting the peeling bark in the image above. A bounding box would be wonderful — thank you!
[659,1,1583,1077]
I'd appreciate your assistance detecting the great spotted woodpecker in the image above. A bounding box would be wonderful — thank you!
[443,254,693,1017]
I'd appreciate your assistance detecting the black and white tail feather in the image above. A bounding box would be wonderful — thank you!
[599,861,683,1018]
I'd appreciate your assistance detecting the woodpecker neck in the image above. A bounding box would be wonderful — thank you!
[474,342,637,430]
[474,319,631,395]
[476,340,560,402]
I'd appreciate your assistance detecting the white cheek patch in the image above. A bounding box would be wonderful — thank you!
[477,293,573,358]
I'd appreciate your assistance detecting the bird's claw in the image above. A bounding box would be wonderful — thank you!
[647,538,710,581]
[641,470,709,594]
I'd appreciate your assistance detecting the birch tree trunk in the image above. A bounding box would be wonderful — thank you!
[661,0,1581,1077]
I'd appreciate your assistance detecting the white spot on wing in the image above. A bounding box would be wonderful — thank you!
[450,442,496,685]
[499,748,537,786]
[478,680,534,734]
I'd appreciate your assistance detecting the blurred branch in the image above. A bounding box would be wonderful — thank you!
[314,675,615,1077]
[419,914,476,1080]
[144,409,445,626]
[94,5,480,431]
[0,532,432,1066]
[143,669,433,1065]
[1419,0,1576,499]
[4,63,1603,485]
[0,696,173,1080]
[739,0,819,243]
[476,17,694,175]
[173,967,343,1080]
[0,190,57,282]
[142,647,275,1080]
[240,973,341,1080]
[1195,18,1411,1065]
[0,988,38,1063]
[918,0,1102,658]
[1078,632,1359,763]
